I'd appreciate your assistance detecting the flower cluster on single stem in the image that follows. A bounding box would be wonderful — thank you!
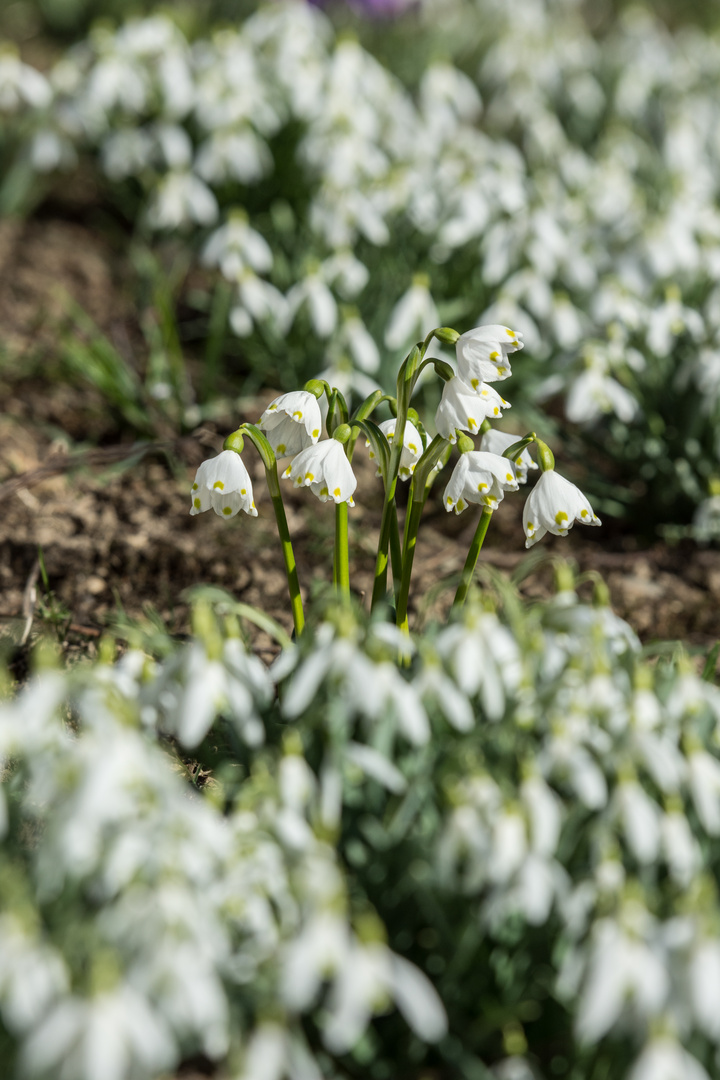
[190,324,600,636]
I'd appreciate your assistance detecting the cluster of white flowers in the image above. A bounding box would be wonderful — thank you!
[0,632,446,1080]
[7,0,720,518]
[3,579,720,1078]
[5,1,720,434]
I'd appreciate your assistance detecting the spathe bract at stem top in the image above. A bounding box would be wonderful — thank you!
[189,324,600,635]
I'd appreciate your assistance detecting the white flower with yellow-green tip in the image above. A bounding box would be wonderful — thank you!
[444,451,519,514]
[259,390,323,457]
[456,324,523,387]
[283,439,357,505]
[523,470,600,547]
[190,450,257,518]
[367,419,423,480]
[435,376,510,443]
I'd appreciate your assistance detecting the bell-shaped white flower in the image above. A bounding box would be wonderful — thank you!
[444,451,519,514]
[523,470,600,547]
[435,376,510,443]
[283,440,357,505]
[456,324,523,386]
[480,427,538,484]
[259,391,323,457]
[190,450,257,518]
[384,276,439,351]
[367,419,422,480]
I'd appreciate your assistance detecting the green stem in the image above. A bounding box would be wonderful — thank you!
[389,507,403,602]
[265,461,305,637]
[452,507,493,610]
[371,442,404,609]
[395,496,425,631]
[334,501,350,600]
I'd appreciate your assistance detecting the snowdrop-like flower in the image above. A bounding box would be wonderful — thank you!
[384,276,439,350]
[367,419,422,479]
[146,171,218,231]
[190,450,257,518]
[230,271,287,336]
[523,470,600,547]
[202,213,273,279]
[444,451,519,514]
[336,312,380,373]
[456,324,523,386]
[628,1038,710,1080]
[283,440,357,505]
[565,367,638,425]
[22,987,175,1080]
[259,391,323,457]
[0,50,52,112]
[480,428,538,483]
[435,376,510,443]
[286,271,338,338]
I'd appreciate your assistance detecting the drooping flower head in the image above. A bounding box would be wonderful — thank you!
[190,450,257,518]
[456,324,523,388]
[283,439,357,505]
[367,419,423,480]
[435,376,511,443]
[523,469,600,547]
[259,390,323,457]
[444,451,519,514]
[480,427,539,484]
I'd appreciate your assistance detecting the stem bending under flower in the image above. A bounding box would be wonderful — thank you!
[452,507,493,610]
[239,423,305,638]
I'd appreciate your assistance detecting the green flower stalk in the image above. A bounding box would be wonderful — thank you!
[395,435,450,631]
[452,507,493,610]
[226,425,305,638]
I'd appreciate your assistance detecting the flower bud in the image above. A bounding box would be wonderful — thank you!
[332,424,352,444]
[223,430,245,454]
[433,326,460,345]
[433,360,455,382]
[534,436,556,472]
[303,378,326,400]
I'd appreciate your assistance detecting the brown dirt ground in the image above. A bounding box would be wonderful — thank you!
[1,216,719,675]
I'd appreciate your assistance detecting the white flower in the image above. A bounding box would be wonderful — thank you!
[443,451,519,514]
[435,377,511,443]
[628,1038,710,1080]
[202,213,273,278]
[259,391,323,457]
[479,428,538,484]
[523,470,600,547]
[283,440,357,505]
[286,272,338,338]
[565,368,638,425]
[336,312,380,373]
[455,324,523,387]
[190,450,257,518]
[146,171,218,231]
[367,419,422,480]
[0,51,52,112]
[384,277,439,351]
[231,271,288,336]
